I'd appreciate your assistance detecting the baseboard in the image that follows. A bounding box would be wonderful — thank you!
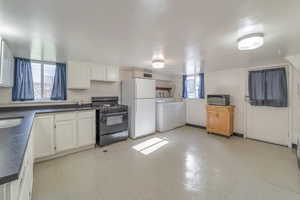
[233,133,243,137]
[186,124,243,137]
[186,123,206,129]
[34,144,95,163]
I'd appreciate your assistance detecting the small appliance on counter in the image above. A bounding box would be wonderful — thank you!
[92,96,128,147]
[207,95,230,106]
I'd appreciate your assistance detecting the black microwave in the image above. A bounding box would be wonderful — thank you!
[207,95,230,106]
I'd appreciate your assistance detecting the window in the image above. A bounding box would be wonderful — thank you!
[183,73,204,99]
[31,62,56,100]
[248,68,288,107]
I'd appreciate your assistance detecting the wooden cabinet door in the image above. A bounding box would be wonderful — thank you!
[55,120,77,152]
[33,115,55,159]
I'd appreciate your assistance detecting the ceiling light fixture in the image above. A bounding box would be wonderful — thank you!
[237,33,264,50]
[152,59,165,69]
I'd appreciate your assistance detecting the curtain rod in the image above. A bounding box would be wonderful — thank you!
[16,57,66,65]
[248,62,290,70]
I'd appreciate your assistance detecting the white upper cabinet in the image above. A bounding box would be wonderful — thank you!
[106,66,119,82]
[67,61,91,89]
[0,39,14,88]
[90,63,106,81]
[90,64,119,82]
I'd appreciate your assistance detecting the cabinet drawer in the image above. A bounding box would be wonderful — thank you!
[207,105,231,112]
[77,110,95,119]
[55,112,76,121]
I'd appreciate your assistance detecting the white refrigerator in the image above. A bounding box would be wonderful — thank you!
[122,78,156,139]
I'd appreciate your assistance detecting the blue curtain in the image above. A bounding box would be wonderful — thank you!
[248,67,287,107]
[12,58,34,101]
[182,75,188,98]
[51,63,67,100]
[198,73,205,99]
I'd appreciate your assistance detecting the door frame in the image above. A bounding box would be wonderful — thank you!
[243,63,293,148]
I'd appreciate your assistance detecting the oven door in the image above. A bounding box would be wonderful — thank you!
[99,111,128,135]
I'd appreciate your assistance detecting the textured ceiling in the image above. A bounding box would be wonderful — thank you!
[0,0,299,74]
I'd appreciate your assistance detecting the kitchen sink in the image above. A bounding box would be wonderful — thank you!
[0,118,23,128]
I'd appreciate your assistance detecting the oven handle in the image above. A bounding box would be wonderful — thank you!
[102,111,128,117]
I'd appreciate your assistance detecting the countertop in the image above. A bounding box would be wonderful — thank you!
[0,104,95,185]
[0,111,35,185]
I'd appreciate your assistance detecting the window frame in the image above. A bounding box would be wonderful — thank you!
[186,74,198,99]
[184,73,204,99]
[31,60,57,101]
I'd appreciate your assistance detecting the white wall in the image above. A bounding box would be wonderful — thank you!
[184,68,245,133]
[292,68,300,144]
[184,65,300,144]
[0,68,177,105]
[206,68,246,133]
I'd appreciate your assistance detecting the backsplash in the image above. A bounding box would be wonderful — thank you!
[0,81,120,105]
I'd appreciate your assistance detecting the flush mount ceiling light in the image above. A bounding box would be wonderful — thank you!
[152,59,165,69]
[237,33,264,50]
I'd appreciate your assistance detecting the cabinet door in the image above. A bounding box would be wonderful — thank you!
[55,120,77,152]
[0,40,14,87]
[33,115,55,159]
[68,61,91,89]
[90,64,106,81]
[106,66,119,82]
[77,116,95,147]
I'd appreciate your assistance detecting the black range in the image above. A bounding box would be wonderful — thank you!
[92,97,129,146]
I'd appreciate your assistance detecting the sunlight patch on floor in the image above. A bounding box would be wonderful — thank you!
[132,137,169,155]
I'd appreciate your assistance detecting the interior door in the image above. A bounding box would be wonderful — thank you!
[135,79,156,99]
[246,67,289,146]
[134,99,156,138]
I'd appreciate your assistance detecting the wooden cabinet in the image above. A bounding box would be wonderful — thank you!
[67,61,91,89]
[55,112,77,152]
[33,115,55,159]
[0,39,14,87]
[77,110,95,147]
[206,105,234,136]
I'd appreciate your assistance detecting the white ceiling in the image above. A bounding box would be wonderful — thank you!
[0,0,300,74]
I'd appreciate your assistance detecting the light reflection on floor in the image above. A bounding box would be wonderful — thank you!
[132,137,169,155]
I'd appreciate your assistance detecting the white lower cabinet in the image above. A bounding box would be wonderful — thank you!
[77,111,95,147]
[0,130,34,200]
[55,112,77,152]
[0,110,95,200]
[33,110,95,161]
[33,115,55,158]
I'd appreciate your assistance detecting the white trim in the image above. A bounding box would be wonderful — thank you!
[244,64,292,147]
